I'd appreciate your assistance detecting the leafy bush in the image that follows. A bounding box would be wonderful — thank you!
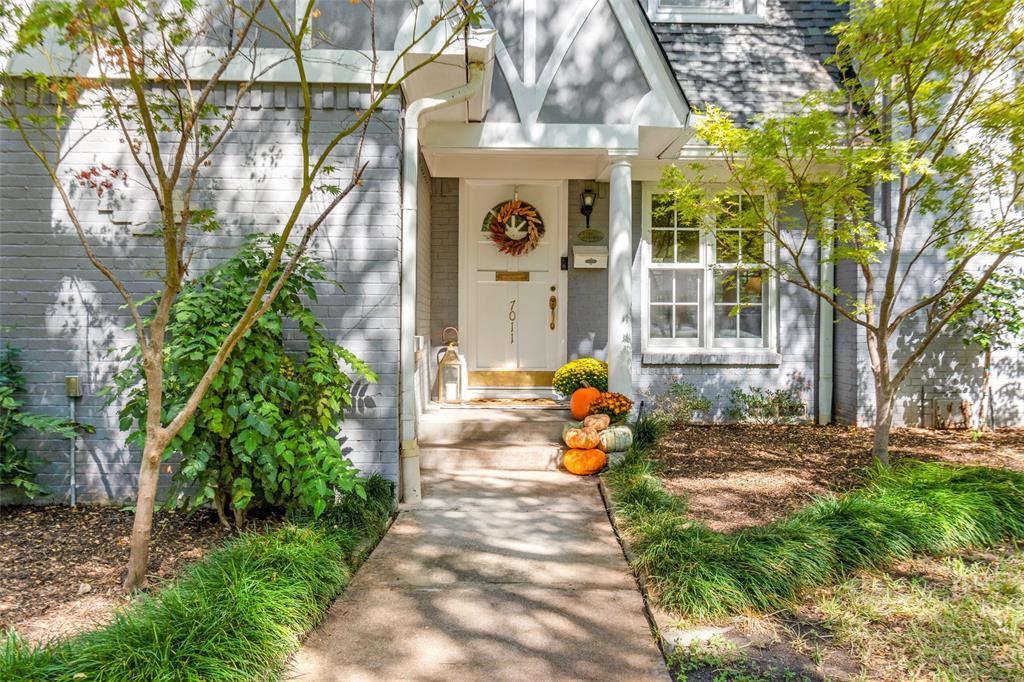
[0,477,394,682]
[645,382,711,425]
[607,443,1024,619]
[588,391,634,422]
[109,236,376,527]
[726,387,805,424]
[552,357,608,397]
[0,341,82,498]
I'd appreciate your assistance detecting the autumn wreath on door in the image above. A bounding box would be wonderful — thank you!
[483,198,545,256]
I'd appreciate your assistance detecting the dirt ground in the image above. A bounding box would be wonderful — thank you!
[0,505,232,645]
[653,425,1024,532]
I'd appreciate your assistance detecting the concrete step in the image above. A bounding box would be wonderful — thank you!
[420,445,564,472]
[418,407,571,447]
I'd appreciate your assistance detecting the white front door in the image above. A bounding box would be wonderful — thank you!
[460,180,567,386]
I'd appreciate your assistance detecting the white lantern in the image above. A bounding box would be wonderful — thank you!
[435,327,463,404]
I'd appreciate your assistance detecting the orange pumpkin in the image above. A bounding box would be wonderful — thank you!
[570,386,602,420]
[564,426,600,449]
[582,414,611,432]
[563,448,607,475]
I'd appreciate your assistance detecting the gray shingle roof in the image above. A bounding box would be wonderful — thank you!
[648,1,848,125]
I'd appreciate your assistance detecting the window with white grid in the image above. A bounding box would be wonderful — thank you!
[643,189,773,352]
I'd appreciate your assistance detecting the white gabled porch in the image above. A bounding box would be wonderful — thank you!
[395,0,693,502]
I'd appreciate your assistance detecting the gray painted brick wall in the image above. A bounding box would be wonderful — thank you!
[567,180,609,360]
[830,185,1024,428]
[416,155,432,339]
[831,259,861,425]
[0,83,403,503]
[429,177,460,347]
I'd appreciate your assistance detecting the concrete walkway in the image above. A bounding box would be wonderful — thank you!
[287,469,668,681]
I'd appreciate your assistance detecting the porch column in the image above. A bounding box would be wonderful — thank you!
[607,157,633,396]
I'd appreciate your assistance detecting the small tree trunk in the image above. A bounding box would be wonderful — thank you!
[123,437,166,590]
[233,505,246,530]
[213,488,231,530]
[978,348,992,431]
[872,388,894,467]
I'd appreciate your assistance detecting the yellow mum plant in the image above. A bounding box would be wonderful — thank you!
[552,358,608,398]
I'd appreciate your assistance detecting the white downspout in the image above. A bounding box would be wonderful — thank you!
[818,221,835,425]
[399,62,486,505]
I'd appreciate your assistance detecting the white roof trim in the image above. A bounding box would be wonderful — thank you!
[608,0,691,126]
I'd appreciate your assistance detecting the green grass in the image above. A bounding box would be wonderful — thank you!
[1,475,394,682]
[606,441,1024,620]
[814,549,1024,681]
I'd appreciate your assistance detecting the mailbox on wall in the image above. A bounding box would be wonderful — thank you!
[572,245,608,269]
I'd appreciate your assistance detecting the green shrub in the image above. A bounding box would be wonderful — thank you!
[644,382,711,425]
[0,476,394,682]
[552,357,608,397]
[606,442,1024,619]
[725,386,805,424]
[1,341,84,498]
[108,235,377,527]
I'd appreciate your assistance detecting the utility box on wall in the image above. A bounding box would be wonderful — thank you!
[573,245,607,269]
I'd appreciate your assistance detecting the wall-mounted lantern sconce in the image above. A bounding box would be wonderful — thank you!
[577,188,603,244]
[580,188,596,228]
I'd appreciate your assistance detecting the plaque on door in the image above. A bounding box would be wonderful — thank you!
[495,271,530,282]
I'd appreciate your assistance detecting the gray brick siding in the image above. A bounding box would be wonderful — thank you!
[0,83,403,503]
[416,154,432,340]
[567,180,610,360]
[429,177,459,347]
[829,183,1024,428]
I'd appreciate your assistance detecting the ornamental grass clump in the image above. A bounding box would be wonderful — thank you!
[0,476,394,682]
[552,358,608,397]
[605,444,1024,620]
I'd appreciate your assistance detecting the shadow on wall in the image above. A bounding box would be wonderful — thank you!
[3,84,399,502]
[887,311,1023,430]
[636,367,815,423]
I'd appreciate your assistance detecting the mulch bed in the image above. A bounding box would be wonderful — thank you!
[0,506,233,645]
[652,425,1024,532]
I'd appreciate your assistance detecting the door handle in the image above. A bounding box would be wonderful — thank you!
[549,295,557,330]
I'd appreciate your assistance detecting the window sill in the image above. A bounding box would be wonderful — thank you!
[641,349,781,366]
[650,12,766,25]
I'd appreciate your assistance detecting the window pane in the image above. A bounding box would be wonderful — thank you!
[675,306,699,338]
[741,230,765,263]
[675,271,700,302]
[714,270,738,303]
[714,305,738,338]
[739,270,765,303]
[650,271,674,303]
[739,307,763,339]
[716,230,740,263]
[652,195,674,227]
[254,3,295,48]
[652,229,674,262]
[677,230,700,262]
[650,305,673,339]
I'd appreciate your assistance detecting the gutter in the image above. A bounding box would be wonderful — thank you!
[399,61,486,505]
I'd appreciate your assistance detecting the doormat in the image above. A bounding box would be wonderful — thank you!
[464,397,562,408]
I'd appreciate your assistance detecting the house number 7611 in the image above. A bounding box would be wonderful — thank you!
[508,299,517,344]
